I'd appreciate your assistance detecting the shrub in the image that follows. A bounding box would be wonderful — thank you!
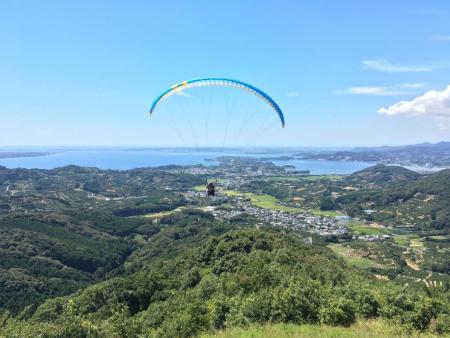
[319,298,356,327]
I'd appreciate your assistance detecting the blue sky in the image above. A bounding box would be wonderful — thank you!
[1,0,449,147]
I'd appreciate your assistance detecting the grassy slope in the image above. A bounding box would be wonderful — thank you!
[327,243,376,269]
[202,320,438,338]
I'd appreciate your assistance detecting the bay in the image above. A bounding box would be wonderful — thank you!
[0,149,372,174]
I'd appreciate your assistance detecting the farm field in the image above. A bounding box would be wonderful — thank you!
[328,243,376,269]
[223,189,303,212]
[310,209,341,217]
[143,206,186,219]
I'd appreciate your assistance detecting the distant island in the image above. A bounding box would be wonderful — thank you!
[0,151,49,159]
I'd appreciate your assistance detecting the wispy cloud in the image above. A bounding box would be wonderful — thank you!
[430,34,450,41]
[335,83,426,96]
[287,91,300,97]
[378,85,450,128]
[362,59,436,73]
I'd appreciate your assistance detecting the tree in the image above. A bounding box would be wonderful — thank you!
[320,197,337,211]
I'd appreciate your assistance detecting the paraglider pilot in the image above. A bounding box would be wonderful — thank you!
[206,182,215,196]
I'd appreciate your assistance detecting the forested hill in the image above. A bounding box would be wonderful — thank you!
[338,165,450,230]
[345,164,421,186]
[0,166,204,314]
[351,165,450,201]
[1,230,449,337]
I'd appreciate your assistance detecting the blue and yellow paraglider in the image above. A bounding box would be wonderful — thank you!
[149,77,285,128]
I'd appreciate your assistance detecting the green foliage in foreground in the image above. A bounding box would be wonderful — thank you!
[1,230,448,338]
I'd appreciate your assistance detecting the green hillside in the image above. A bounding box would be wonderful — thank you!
[0,166,201,314]
[347,164,421,186]
[1,229,448,337]
[338,166,450,229]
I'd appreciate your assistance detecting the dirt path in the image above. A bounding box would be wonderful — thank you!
[405,259,420,271]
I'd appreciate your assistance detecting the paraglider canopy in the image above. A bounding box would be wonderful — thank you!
[149,77,285,128]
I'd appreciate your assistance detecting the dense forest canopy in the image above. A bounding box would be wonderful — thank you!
[1,230,449,337]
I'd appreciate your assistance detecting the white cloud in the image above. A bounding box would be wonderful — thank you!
[362,59,435,73]
[335,83,426,96]
[287,91,300,97]
[431,35,450,41]
[378,85,450,126]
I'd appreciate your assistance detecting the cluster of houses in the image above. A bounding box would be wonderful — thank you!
[179,164,395,243]
[183,186,396,242]
[190,191,351,238]
[353,234,392,241]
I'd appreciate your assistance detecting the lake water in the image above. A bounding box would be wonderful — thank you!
[0,149,372,175]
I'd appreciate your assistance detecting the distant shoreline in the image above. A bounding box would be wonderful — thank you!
[0,152,50,159]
